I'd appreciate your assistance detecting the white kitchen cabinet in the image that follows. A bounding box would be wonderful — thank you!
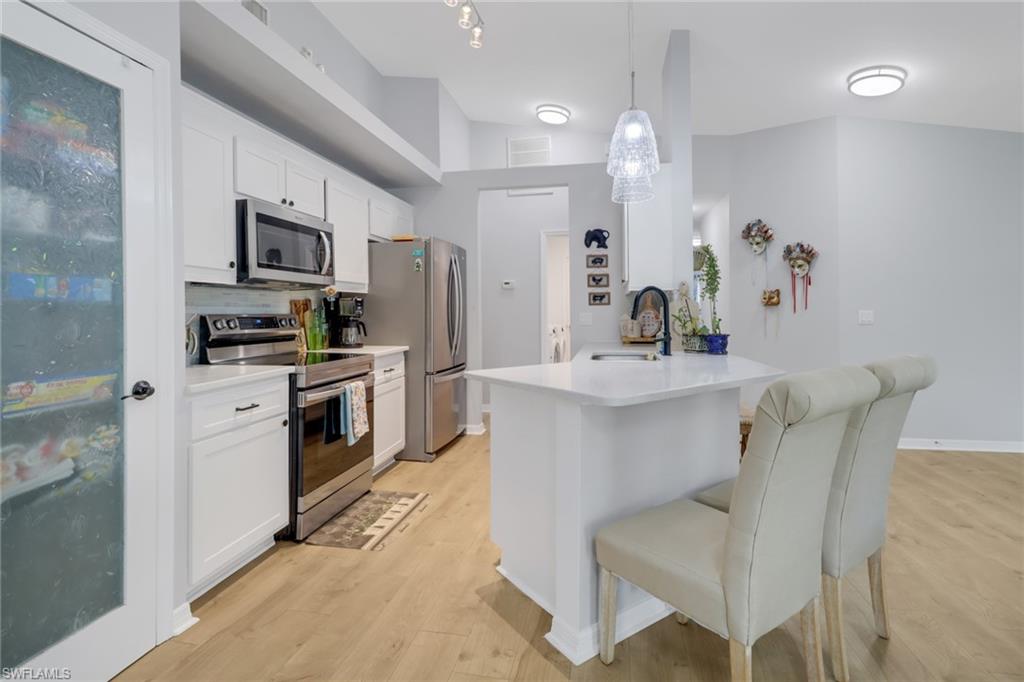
[373,355,406,472]
[369,196,414,240]
[187,375,290,593]
[182,120,236,284]
[234,137,326,218]
[622,163,674,292]
[327,177,370,292]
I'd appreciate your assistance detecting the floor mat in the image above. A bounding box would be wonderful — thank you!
[304,490,429,550]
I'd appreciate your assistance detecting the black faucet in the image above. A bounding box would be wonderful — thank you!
[630,286,672,356]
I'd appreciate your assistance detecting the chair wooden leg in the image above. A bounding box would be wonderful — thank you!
[674,612,689,625]
[868,547,891,639]
[729,639,752,682]
[822,574,850,682]
[800,597,826,682]
[598,566,617,664]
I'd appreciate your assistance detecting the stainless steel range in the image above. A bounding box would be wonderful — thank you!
[200,313,375,540]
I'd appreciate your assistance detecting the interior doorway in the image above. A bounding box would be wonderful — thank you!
[540,231,571,363]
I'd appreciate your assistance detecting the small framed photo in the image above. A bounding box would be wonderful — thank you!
[586,254,608,268]
[589,291,611,306]
[587,273,610,288]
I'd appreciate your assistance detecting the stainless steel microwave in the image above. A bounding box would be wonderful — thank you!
[236,198,334,287]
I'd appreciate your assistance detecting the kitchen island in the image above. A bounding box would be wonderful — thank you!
[467,345,783,665]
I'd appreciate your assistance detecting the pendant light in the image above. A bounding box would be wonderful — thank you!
[606,1,660,183]
[612,174,654,204]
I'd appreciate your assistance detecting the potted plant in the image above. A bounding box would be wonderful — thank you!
[701,245,729,355]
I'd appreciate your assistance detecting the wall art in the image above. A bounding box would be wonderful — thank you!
[585,254,608,268]
[589,291,611,306]
[587,273,610,288]
[741,219,774,254]
[782,242,818,313]
[584,228,610,249]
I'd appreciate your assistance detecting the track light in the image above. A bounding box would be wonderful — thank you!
[470,23,483,49]
[458,3,474,29]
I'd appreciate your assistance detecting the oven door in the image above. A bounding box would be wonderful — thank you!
[295,378,374,514]
[237,198,334,286]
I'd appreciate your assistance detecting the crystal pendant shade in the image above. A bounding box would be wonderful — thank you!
[611,174,654,204]
[606,108,660,179]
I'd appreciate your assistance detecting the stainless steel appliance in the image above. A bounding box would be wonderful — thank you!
[200,313,374,540]
[339,318,367,348]
[362,239,467,461]
[325,296,368,348]
[235,198,334,287]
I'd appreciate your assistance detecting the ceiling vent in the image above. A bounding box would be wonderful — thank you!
[507,136,551,168]
[241,0,269,25]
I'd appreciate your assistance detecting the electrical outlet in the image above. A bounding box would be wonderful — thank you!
[501,279,516,290]
[858,310,875,326]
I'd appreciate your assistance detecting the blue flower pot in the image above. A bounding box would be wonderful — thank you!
[705,334,730,355]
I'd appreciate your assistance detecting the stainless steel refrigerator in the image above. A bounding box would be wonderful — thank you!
[363,238,467,462]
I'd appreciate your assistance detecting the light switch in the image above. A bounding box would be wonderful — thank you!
[501,279,516,290]
[579,312,593,326]
[858,310,875,326]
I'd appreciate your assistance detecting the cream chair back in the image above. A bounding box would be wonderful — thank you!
[821,356,937,578]
[723,366,881,645]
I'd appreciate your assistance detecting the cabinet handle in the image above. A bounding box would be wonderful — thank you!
[281,198,287,204]
[282,419,289,427]
[235,403,260,412]
[288,200,295,207]
[383,368,395,373]
[228,260,235,268]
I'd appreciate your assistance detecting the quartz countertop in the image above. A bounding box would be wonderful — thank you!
[466,343,783,407]
[185,364,294,395]
[322,345,409,358]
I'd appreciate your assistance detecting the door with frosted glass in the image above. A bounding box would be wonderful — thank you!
[1,2,160,678]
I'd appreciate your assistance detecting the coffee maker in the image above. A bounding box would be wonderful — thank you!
[324,296,367,348]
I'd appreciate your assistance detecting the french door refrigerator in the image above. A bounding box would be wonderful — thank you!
[363,238,466,462]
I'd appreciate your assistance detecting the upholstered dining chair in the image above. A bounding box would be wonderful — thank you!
[695,356,937,681]
[595,366,881,682]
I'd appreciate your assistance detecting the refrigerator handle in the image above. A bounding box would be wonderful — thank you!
[453,254,464,359]
[447,253,457,358]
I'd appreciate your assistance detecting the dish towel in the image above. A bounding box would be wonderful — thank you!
[345,380,369,446]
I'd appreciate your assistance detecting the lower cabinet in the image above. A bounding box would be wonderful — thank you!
[189,380,290,591]
[373,374,406,472]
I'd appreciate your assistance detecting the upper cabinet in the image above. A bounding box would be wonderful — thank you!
[234,138,326,219]
[327,177,370,292]
[369,197,414,241]
[182,87,413,289]
[623,164,674,292]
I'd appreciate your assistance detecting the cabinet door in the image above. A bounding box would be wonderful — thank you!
[234,137,286,205]
[373,377,406,470]
[183,122,236,284]
[327,178,370,290]
[190,416,289,586]
[369,198,397,240]
[285,159,326,218]
[624,167,673,291]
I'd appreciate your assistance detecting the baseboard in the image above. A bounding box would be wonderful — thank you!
[186,536,276,602]
[545,596,673,666]
[899,438,1023,454]
[465,422,487,436]
[496,564,554,615]
[171,603,199,636]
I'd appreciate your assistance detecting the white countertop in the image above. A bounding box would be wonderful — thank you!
[185,364,294,395]
[466,343,784,407]
[323,345,409,358]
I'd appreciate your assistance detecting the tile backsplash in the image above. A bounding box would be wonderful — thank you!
[185,283,322,316]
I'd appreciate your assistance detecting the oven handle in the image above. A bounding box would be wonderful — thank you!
[298,374,374,407]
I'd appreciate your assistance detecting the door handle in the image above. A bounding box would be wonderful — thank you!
[121,380,155,401]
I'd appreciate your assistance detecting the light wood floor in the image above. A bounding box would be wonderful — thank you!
[118,435,1024,681]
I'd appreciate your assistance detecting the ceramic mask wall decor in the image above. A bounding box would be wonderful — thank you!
[740,219,774,255]
[760,289,781,307]
[782,242,818,313]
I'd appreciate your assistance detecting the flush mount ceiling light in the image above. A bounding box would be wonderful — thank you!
[847,65,907,97]
[443,0,486,49]
[536,104,571,126]
[606,0,660,201]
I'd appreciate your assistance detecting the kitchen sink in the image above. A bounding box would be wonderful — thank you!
[590,351,662,362]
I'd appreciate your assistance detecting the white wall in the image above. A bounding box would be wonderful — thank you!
[698,195,731,332]
[438,83,471,172]
[382,77,440,165]
[468,121,609,170]
[479,188,569,373]
[836,117,1023,445]
[691,115,1024,447]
